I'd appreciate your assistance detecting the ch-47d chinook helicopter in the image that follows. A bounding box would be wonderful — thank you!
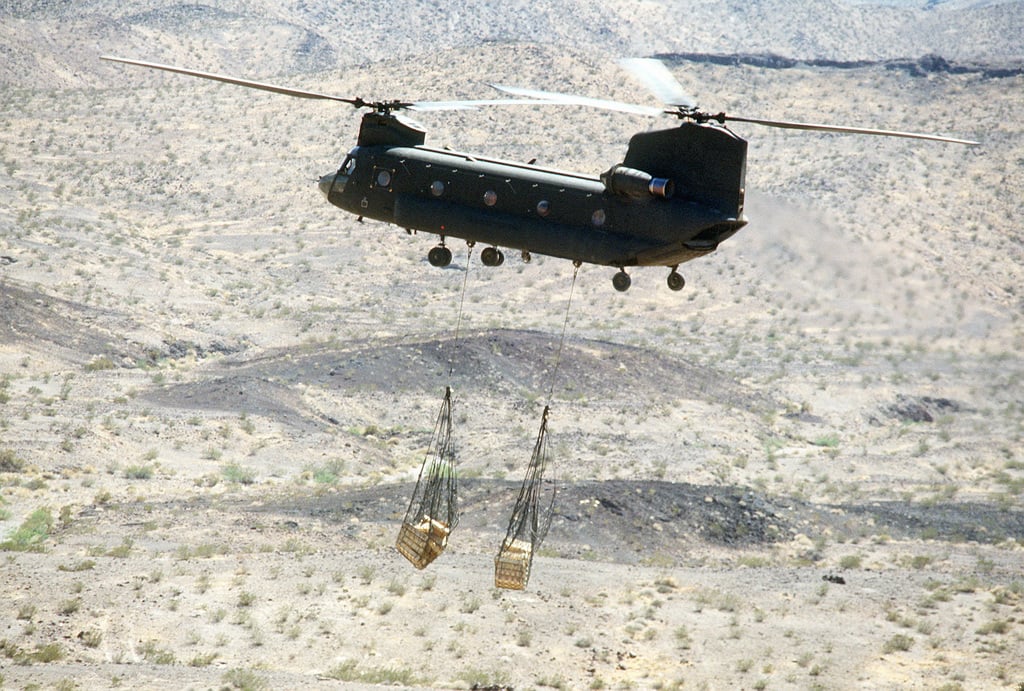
[102,56,978,292]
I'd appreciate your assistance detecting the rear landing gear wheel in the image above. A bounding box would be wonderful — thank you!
[667,269,685,291]
[428,245,452,267]
[612,270,631,292]
[481,246,505,266]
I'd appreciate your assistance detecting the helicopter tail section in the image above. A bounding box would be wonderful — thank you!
[622,123,747,219]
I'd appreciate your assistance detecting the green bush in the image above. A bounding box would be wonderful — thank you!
[222,463,256,485]
[882,634,914,654]
[84,355,116,371]
[1,507,53,551]
[124,464,154,480]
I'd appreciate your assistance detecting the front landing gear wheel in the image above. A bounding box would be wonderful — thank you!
[612,270,631,292]
[481,246,505,267]
[667,270,685,291]
[428,246,452,267]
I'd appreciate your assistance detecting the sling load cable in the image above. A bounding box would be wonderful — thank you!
[395,243,475,569]
[448,242,475,382]
[545,261,581,405]
[495,261,581,590]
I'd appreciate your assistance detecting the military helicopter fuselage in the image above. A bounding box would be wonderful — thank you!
[319,111,748,290]
[101,55,977,291]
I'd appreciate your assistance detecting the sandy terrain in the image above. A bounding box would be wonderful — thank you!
[2,2,1023,689]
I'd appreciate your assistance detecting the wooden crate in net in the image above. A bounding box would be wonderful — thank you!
[396,517,450,569]
[494,538,533,590]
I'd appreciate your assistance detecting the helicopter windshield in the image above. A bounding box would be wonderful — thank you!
[319,148,360,201]
[340,147,359,176]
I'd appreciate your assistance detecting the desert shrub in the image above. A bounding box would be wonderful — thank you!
[138,640,175,665]
[222,463,256,484]
[190,651,218,666]
[839,554,863,569]
[32,642,64,662]
[882,634,914,654]
[84,355,116,371]
[57,560,96,577]
[326,660,422,685]
[976,620,1010,635]
[306,458,345,484]
[0,448,24,472]
[221,668,268,690]
[59,598,81,615]
[1,507,53,551]
[81,630,103,648]
[123,464,153,480]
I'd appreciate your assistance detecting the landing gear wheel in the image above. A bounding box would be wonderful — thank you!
[481,246,505,267]
[428,246,452,267]
[612,270,631,292]
[667,270,685,291]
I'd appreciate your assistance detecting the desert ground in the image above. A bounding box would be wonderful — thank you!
[1,1,1023,689]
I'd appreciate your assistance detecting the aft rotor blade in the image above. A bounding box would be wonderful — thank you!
[490,84,665,117]
[723,114,980,145]
[101,55,363,106]
[619,57,698,109]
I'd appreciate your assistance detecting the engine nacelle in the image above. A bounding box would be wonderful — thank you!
[601,165,675,199]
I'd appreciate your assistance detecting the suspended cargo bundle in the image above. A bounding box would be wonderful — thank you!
[396,386,459,569]
[495,405,556,590]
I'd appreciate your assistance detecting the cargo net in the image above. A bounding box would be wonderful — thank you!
[495,405,555,590]
[396,386,459,569]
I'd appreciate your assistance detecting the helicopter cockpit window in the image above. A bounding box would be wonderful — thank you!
[323,151,357,197]
[338,147,359,177]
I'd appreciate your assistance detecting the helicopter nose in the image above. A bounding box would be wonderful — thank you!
[318,173,336,199]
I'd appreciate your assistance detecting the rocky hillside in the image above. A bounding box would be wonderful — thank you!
[1,2,1022,689]
[2,0,1024,88]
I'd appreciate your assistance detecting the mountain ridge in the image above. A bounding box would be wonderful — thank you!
[3,0,1024,87]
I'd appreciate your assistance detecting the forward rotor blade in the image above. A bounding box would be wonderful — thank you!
[490,84,665,117]
[723,114,980,145]
[101,55,362,105]
[103,56,552,113]
[407,98,560,111]
[619,57,697,109]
